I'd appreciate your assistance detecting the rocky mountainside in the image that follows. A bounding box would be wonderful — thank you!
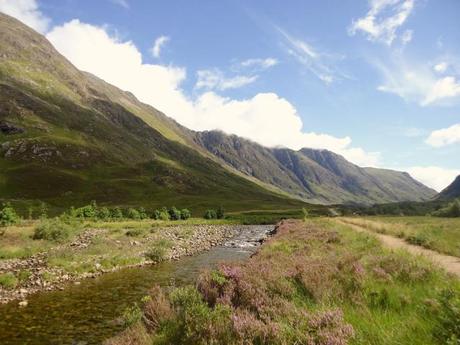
[194,131,436,204]
[438,175,460,200]
[0,13,303,212]
[0,12,436,209]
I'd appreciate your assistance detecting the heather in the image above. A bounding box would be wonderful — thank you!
[109,219,460,344]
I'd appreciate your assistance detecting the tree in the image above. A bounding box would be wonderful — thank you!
[204,209,217,219]
[0,203,19,229]
[138,207,148,220]
[181,209,191,220]
[216,206,225,219]
[126,208,141,220]
[98,207,111,221]
[111,207,123,220]
[168,207,181,221]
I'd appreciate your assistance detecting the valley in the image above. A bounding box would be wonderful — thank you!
[0,4,460,345]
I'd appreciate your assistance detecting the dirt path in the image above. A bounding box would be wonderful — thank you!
[335,219,460,278]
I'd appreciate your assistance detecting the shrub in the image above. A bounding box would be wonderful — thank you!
[159,211,170,221]
[0,203,20,227]
[126,228,144,237]
[122,304,143,327]
[168,207,181,221]
[145,239,172,262]
[216,206,225,219]
[152,209,161,220]
[138,207,148,220]
[33,217,81,242]
[0,273,18,290]
[433,289,460,344]
[111,207,123,220]
[180,209,191,220]
[204,209,217,219]
[75,201,97,219]
[126,208,141,220]
[98,207,111,221]
[433,199,460,217]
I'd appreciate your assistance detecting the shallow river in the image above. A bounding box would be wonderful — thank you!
[0,225,273,345]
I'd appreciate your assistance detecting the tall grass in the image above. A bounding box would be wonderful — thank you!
[108,219,460,344]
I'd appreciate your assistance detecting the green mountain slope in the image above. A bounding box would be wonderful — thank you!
[0,13,304,212]
[0,12,436,210]
[438,175,460,200]
[195,131,436,204]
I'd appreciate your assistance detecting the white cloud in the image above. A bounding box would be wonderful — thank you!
[45,19,379,167]
[401,29,412,45]
[240,58,278,70]
[426,123,460,147]
[422,77,460,106]
[349,0,415,45]
[151,35,169,58]
[195,69,258,91]
[278,28,348,85]
[375,55,460,106]
[110,0,129,8]
[434,62,448,73]
[0,0,49,33]
[405,166,460,192]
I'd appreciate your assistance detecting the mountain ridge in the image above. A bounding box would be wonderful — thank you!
[0,12,436,208]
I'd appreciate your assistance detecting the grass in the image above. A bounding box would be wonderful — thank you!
[108,219,460,345]
[340,216,460,257]
[0,272,18,290]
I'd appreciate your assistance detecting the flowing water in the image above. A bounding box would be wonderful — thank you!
[0,225,273,345]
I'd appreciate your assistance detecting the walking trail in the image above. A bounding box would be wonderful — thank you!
[335,219,460,278]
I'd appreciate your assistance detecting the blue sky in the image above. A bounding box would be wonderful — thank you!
[1,0,459,190]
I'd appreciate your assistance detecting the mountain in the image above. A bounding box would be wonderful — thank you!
[0,13,436,211]
[438,175,460,200]
[0,13,303,213]
[194,131,436,204]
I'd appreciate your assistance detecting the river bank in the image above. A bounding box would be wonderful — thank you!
[0,223,257,304]
[0,224,273,345]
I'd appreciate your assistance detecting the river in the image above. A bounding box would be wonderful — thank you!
[0,225,273,345]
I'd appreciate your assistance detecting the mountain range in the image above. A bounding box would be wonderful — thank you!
[0,13,437,211]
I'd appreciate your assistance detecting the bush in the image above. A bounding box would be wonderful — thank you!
[152,209,161,220]
[433,199,460,218]
[145,239,172,262]
[216,206,225,219]
[98,207,111,221]
[0,203,20,227]
[158,209,170,221]
[111,207,123,220]
[204,209,217,219]
[138,207,148,220]
[168,207,181,221]
[75,201,97,219]
[0,273,18,290]
[180,209,191,220]
[433,289,460,344]
[122,304,143,327]
[126,208,141,220]
[33,217,80,242]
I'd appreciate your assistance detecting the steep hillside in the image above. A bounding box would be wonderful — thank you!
[0,12,436,209]
[195,131,436,204]
[0,13,304,212]
[438,175,460,200]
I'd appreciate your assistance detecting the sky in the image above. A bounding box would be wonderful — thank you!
[0,0,459,191]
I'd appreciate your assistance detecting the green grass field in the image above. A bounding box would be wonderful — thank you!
[340,216,460,257]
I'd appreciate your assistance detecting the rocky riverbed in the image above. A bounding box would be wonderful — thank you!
[0,224,248,305]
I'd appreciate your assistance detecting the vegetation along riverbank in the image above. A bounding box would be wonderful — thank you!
[108,219,460,345]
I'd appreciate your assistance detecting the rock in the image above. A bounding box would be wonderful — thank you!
[19,288,28,294]
[18,300,28,307]
[74,281,81,285]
